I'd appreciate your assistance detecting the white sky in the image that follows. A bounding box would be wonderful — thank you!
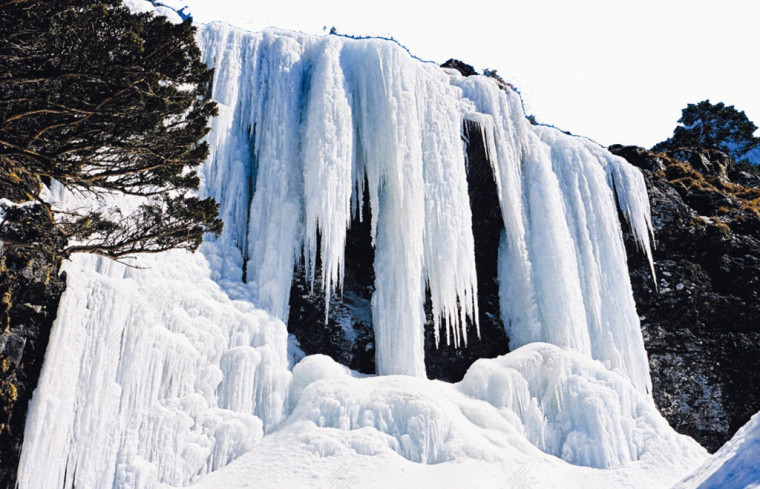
[183,0,759,148]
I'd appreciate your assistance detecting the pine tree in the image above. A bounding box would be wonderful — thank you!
[0,0,222,259]
[653,100,760,162]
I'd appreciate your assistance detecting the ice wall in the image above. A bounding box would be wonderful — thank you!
[198,24,653,389]
[198,25,479,377]
[16,250,292,489]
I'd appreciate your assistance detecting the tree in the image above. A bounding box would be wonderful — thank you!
[653,100,760,162]
[0,0,222,259]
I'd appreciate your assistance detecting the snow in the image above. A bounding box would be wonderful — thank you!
[674,411,760,489]
[16,9,709,489]
[185,346,703,489]
[122,0,184,23]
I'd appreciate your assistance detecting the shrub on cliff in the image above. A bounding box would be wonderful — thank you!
[0,0,222,259]
[653,100,760,163]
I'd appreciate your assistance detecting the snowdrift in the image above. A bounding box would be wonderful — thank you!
[674,411,760,489]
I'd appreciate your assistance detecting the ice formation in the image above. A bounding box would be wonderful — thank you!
[199,26,480,377]
[198,24,654,388]
[190,347,704,489]
[16,12,705,489]
[16,249,292,489]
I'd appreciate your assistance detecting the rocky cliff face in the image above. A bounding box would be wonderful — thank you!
[0,188,66,488]
[610,145,760,452]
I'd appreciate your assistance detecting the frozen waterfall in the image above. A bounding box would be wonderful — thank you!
[198,24,653,389]
[15,19,679,489]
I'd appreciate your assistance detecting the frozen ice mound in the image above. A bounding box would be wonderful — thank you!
[284,345,702,469]
[188,347,705,489]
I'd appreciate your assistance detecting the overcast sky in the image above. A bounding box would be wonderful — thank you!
[183,0,759,148]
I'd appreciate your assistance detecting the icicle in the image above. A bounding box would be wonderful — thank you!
[301,36,354,317]
[451,75,651,393]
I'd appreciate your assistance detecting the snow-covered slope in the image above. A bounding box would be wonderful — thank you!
[674,411,760,489]
[17,8,707,489]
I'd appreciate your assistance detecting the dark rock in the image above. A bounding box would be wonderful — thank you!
[608,144,665,172]
[730,167,760,188]
[424,121,509,382]
[669,147,734,180]
[287,184,376,374]
[440,59,478,77]
[611,145,760,452]
[0,203,67,488]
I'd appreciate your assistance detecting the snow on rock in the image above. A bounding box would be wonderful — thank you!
[741,145,760,165]
[123,0,184,24]
[673,411,760,489]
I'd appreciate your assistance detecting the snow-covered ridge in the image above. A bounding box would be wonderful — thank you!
[16,15,703,489]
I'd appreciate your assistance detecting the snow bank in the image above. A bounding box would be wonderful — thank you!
[459,344,692,469]
[673,411,760,489]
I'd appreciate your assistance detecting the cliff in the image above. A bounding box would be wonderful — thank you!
[0,188,66,488]
[611,144,760,452]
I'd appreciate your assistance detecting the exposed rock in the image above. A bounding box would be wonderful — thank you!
[440,58,478,77]
[423,121,508,381]
[608,144,665,172]
[0,202,66,488]
[287,186,376,374]
[667,147,734,181]
[611,145,760,452]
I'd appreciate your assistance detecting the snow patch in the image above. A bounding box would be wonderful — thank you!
[673,410,760,489]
